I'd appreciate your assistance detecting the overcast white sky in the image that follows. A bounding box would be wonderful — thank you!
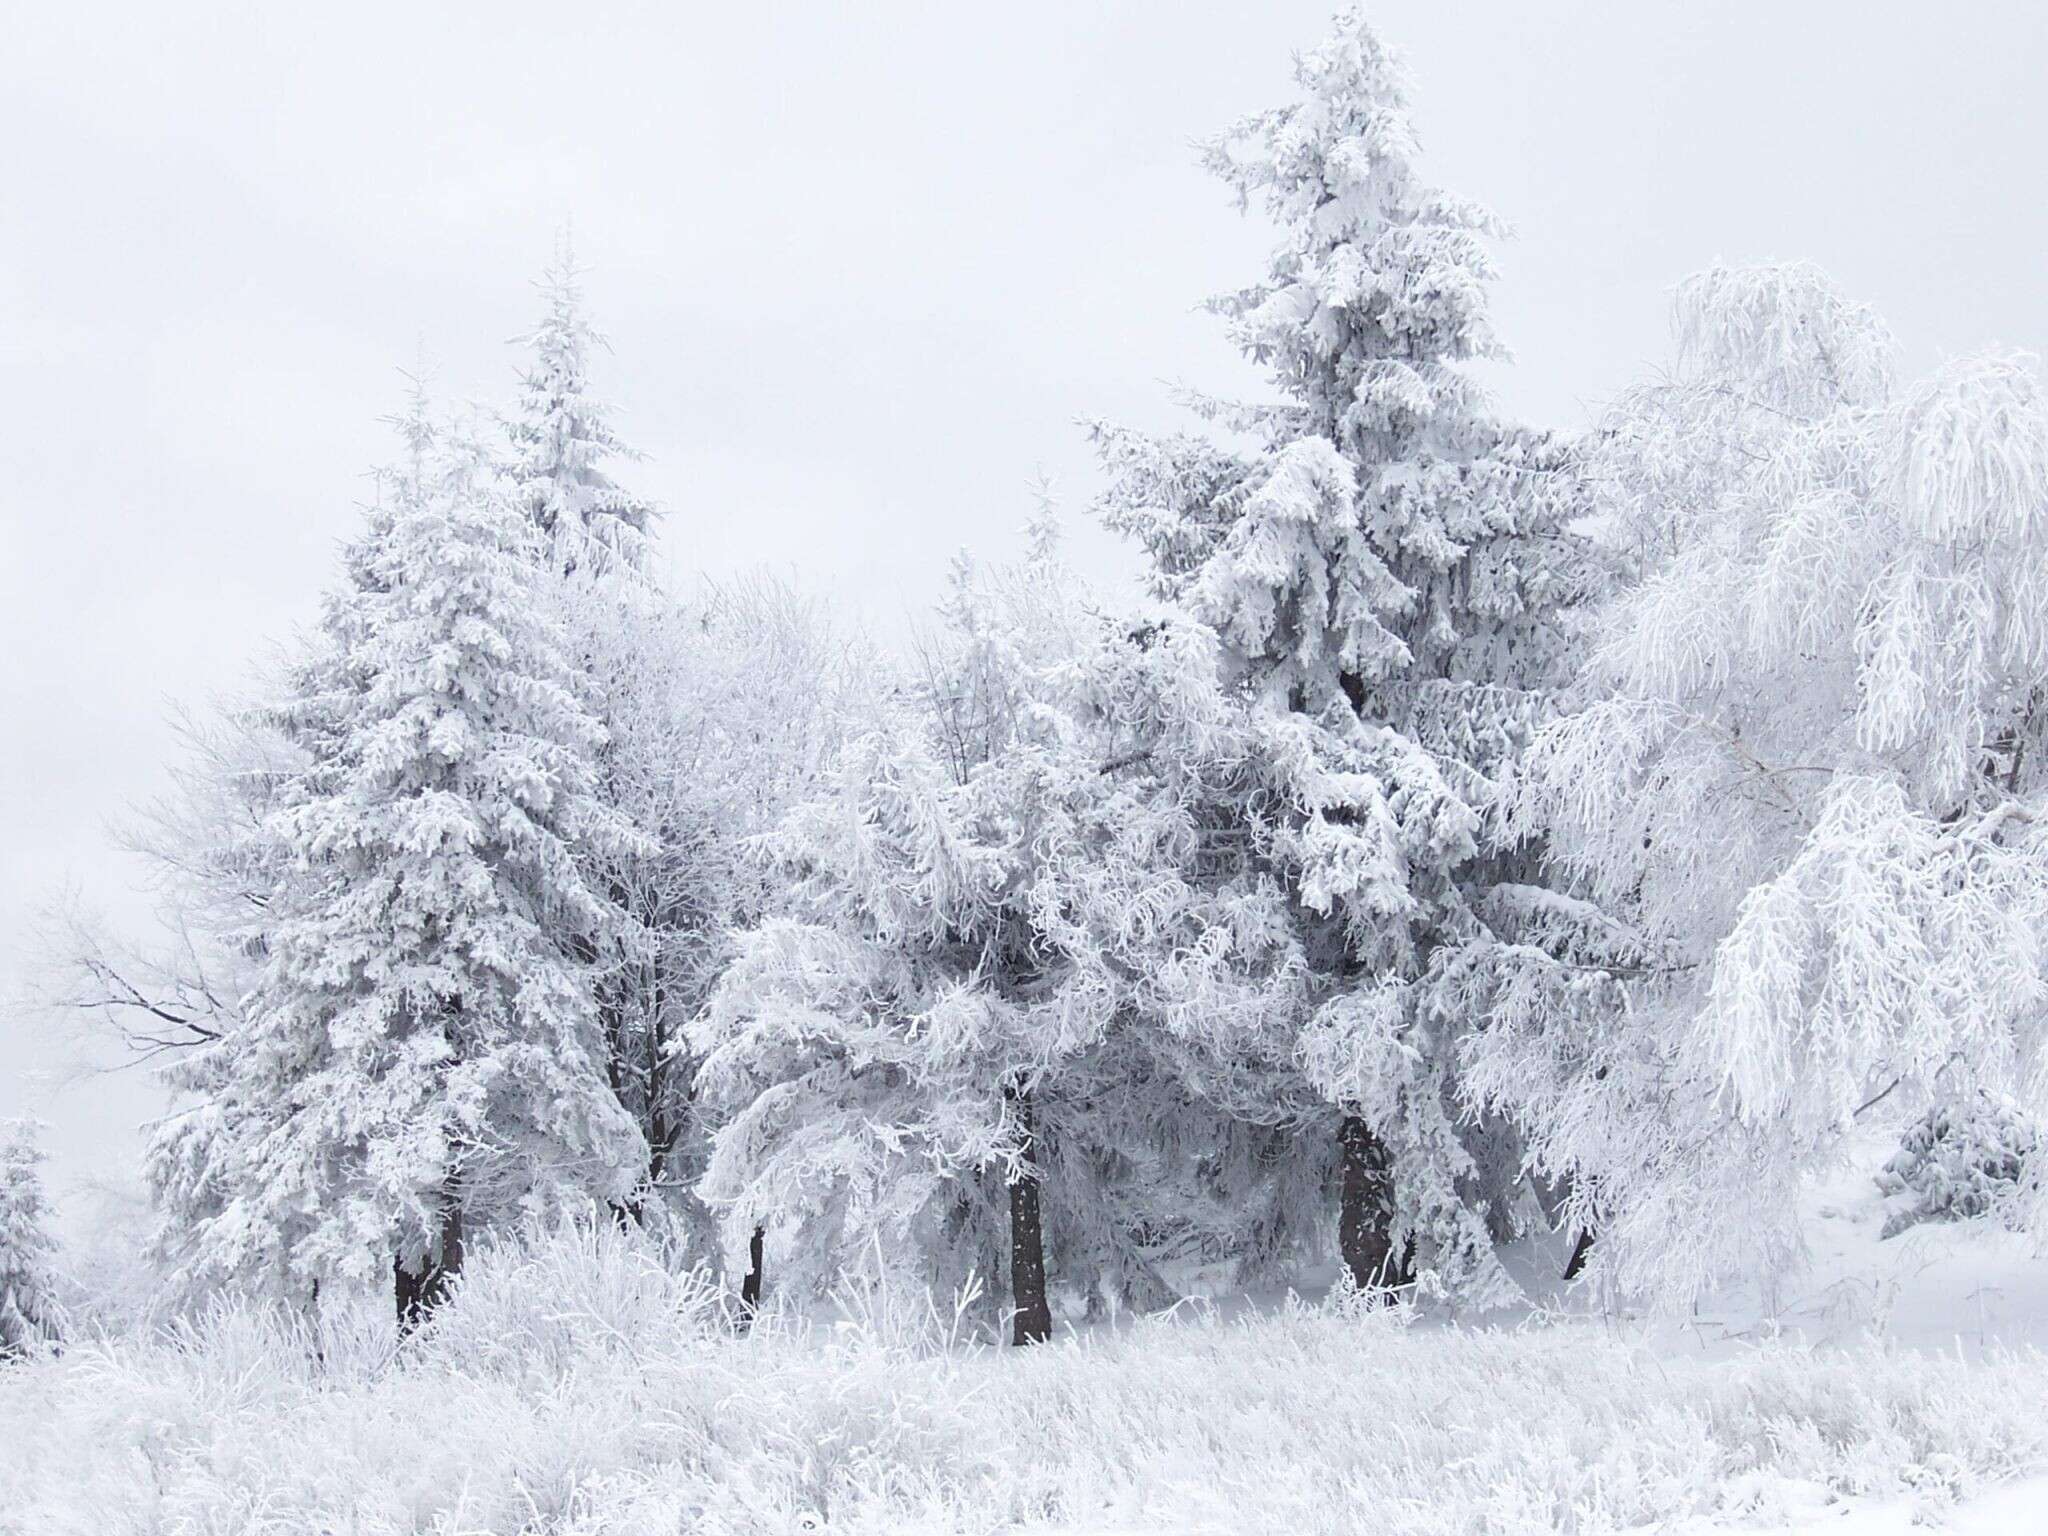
[6,1,2047,1235]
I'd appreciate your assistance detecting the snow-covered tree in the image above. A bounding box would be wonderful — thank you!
[159,387,647,1322]
[0,1122,61,1358]
[1478,262,2048,1303]
[693,538,1100,1341]
[506,234,659,574]
[1877,1092,2039,1239]
[693,503,1496,1327]
[558,568,873,1259]
[77,261,697,1304]
[1058,607,1496,1300]
[695,532,1229,1333]
[1089,9,1593,1301]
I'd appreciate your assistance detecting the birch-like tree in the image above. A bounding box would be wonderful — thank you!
[561,570,871,1259]
[1476,263,2048,1302]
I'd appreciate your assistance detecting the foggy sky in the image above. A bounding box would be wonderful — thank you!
[6,1,2046,1235]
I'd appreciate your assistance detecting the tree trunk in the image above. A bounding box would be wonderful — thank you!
[1006,1084,1053,1346]
[739,1225,765,1318]
[1337,1114,1411,1300]
[394,1202,465,1336]
[1562,1227,1595,1281]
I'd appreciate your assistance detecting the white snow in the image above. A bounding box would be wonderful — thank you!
[6,1139,2045,1535]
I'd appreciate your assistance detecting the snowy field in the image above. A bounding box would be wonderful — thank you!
[5,1146,2045,1536]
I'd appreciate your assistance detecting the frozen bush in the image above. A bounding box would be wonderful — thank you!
[409,1212,729,1382]
[1877,1094,2040,1239]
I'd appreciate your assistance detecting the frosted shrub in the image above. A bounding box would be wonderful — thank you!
[823,1247,993,1359]
[411,1214,727,1382]
[1877,1095,2040,1238]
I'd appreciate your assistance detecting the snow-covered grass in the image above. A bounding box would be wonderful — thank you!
[3,1220,2045,1535]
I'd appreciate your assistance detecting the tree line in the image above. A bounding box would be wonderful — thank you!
[43,9,2048,1344]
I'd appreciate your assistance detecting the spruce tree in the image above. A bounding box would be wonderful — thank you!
[505,244,674,1226]
[0,1122,61,1358]
[1090,10,1594,1302]
[177,387,647,1321]
[506,234,659,574]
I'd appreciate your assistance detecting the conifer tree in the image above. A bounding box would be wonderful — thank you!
[1090,9,1594,1302]
[0,1122,61,1358]
[506,234,659,574]
[169,386,647,1322]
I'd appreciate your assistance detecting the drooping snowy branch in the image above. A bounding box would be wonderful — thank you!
[1480,263,2048,1301]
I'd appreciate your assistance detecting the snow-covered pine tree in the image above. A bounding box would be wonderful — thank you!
[503,248,682,1228]
[0,1122,61,1358]
[169,384,647,1324]
[1089,9,1592,1302]
[506,234,658,575]
[1479,263,2048,1303]
[1054,604,1481,1301]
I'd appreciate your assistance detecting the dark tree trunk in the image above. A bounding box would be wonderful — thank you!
[393,1254,420,1332]
[739,1225,765,1317]
[1562,1227,1595,1281]
[394,1202,465,1336]
[1006,1084,1053,1346]
[1337,1114,1411,1300]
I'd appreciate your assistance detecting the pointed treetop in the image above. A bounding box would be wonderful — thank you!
[1200,5,1507,444]
[507,233,659,573]
[379,358,439,508]
[1022,472,1063,567]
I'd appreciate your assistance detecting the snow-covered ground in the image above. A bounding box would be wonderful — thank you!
[1512,1126,2048,1365]
[1715,1477,2047,1535]
[3,1137,2044,1536]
